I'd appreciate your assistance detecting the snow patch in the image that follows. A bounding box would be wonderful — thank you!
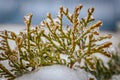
[16,65,96,80]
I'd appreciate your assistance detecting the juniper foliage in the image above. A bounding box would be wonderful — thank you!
[0,4,112,79]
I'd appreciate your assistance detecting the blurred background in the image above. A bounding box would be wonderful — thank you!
[0,0,120,31]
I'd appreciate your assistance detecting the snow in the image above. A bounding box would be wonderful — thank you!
[16,65,96,80]
[110,74,120,80]
[0,24,25,34]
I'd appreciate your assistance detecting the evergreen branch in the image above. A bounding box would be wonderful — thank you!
[0,4,113,79]
[0,64,15,79]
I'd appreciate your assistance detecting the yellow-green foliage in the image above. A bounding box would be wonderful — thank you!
[0,4,112,79]
[84,50,120,80]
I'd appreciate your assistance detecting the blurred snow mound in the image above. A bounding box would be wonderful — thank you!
[110,74,120,80]
[16,65,96,80]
